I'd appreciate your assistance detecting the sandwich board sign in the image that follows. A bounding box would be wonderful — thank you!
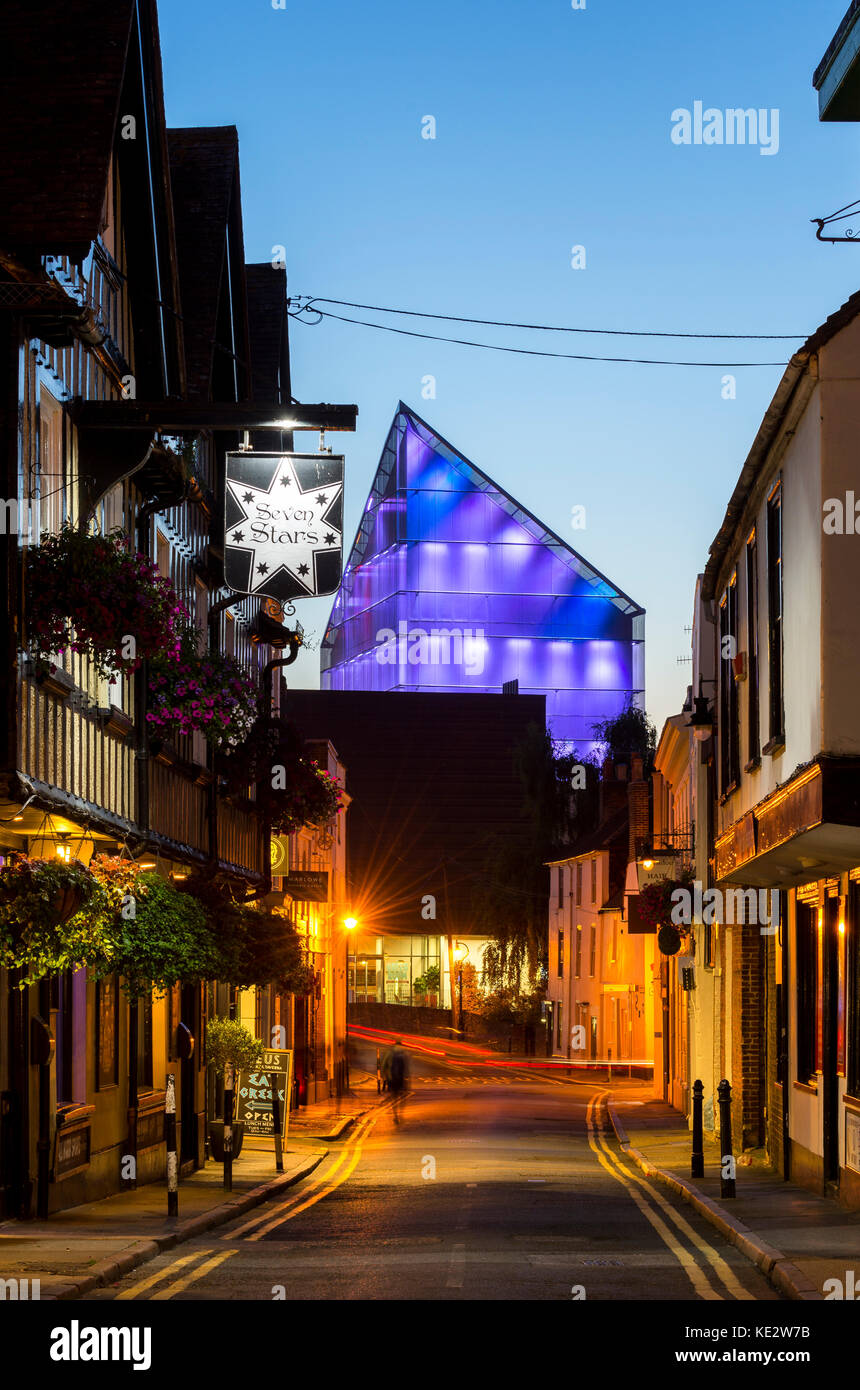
[224,452,344,602]
[235,1047,293,1141]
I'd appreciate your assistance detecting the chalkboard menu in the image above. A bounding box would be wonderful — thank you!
[235,1048,293,1139]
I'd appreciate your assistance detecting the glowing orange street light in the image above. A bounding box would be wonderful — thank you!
[344,917,358,931]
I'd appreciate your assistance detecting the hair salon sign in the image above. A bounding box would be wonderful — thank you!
[224,452,344,601]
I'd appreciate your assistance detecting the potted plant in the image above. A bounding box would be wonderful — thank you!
[422,965,441,1008]
[412,973,426,1005]
[26,522,186,683]
[204,1017,263,1166]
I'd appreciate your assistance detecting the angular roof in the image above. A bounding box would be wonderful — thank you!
[0,0,136,258]
[342,402,643,618]
[702,287,860,600]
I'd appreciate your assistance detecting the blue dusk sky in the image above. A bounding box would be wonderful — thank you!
[159,0,860,736]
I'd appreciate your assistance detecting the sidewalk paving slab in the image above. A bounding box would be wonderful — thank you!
[0,1083,381,1301]
[606,1081,860,1302]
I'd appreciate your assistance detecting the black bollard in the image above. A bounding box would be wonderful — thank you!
[717,1078,736,1198]
[223,1061,234,1193]
[165,1074,178,1218]
[691,1079,704,1178]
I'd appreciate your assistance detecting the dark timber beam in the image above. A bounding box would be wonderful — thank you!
[70,400,358,432]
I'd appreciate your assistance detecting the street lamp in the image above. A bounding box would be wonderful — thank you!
[340,916,359,1094]
[452,941,470,1034]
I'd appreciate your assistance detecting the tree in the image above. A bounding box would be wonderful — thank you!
[591,698,657,777]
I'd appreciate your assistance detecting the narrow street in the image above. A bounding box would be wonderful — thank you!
[87,1040,781,1303]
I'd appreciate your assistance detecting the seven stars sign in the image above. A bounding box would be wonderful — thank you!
[224,452,344,601]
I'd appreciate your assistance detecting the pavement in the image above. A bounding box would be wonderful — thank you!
[607,1079,860,1301]
[0,1071,379,1300]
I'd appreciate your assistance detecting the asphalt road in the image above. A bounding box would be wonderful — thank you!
[87,1037,783,1302]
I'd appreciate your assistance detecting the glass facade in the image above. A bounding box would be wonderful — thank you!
[321,405,644,752]
[348,934,442,1006]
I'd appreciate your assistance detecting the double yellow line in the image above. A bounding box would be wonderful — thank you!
[115,1100,393,1300]
[585,1090,754,1301]
[230,1099,392,1240]
[116,1247,236,1301]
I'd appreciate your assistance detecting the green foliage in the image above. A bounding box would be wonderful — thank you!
[0,857,99,986]
[83,861,219,1002]
[177,872,314,993]
[477,985,543,1026]
[424,964,441,991]
[205,1017,264,1076]
[591,698,657,776]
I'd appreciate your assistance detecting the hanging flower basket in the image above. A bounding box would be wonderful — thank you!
[178,872,315,993]
[0,856,99,984]
[147,622,257,750]
[658,925,683,956]
[26,522,186,682]
[85,855,220,1001]
[636,873,694,933]
[262,760,344,834]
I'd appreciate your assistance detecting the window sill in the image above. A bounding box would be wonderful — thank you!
[843,1093,860,1116]
[763,735,785,757]
[744,756,761,774]
[793,1078,818,1096]
[719,781,739,806]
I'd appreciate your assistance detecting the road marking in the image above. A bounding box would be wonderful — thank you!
[149,1248,236,1299]
[226,1103,391,1240]
[115,1249,211,1301]
[446,1242,466,1289]
[585,1093,723,1301]
[594,1094,755,1301]
[241,1103,392,1240]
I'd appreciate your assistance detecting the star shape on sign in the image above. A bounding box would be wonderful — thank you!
[225,456,343,596]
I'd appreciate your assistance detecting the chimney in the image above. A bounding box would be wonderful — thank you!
[628,756,650,861]
[598,758,628,825]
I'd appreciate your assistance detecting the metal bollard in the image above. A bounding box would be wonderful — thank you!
[691,1079,704,1178]
[717,1078,736,1198]
[165,1074,178,1218]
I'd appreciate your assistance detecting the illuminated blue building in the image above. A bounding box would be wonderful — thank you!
[320,404,644,752]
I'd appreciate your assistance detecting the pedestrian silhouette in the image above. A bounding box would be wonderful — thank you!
[384,1039,410,1124]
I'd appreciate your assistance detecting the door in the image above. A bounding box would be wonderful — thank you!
[180,984,199,1166]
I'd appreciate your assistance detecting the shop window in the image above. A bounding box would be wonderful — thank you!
[136,995,154,1092]
[51,969,75,1103]
[848,884,860,1099]
[796,901,819,1084]
[96,975,119,1089]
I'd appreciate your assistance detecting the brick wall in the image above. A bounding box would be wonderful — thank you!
[728,915,766,1151]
